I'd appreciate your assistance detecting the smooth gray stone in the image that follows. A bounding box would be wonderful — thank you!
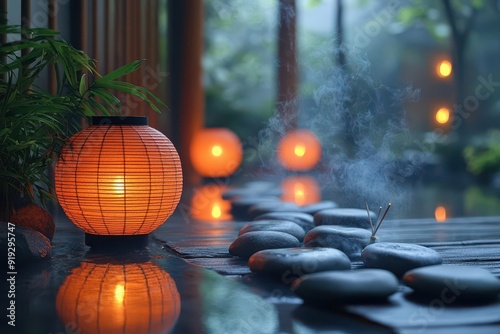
[248,202,301,220]
[229,231,301,258]
[254,212,315,232]
[0,222,52,263]
[314,208,376,229]
[362,242,443,277]
[230,197,281,220]
[300,201,338,215]
[248,248,351,282]
[239,220,305,241]
[292,269,398,305]
[304,226,372,260]
[404,265,500,303]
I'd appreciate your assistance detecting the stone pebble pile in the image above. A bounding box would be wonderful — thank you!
[224,182,500,306]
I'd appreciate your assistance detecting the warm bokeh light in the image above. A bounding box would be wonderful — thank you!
[281,176,321,206]
[435,107,450,124]
[211,145,223,157]
[435,206,447,222]
[277,130,322,171]
[56,261,181,334]
[211,204,222,219]
[114,284,125,304]
[437,60,452,78]
[294,144,306,157]
[55,117,183,236]
[190,128,243,177]
[191,184,232,221]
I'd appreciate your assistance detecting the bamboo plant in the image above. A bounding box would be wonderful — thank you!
[0,25,164,220]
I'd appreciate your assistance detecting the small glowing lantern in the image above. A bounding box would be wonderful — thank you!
[55,117,182,237]
[191,184,232,221]
[277,129,321,171]
[281,176,320,206]
[190,128,243,177]
[435,206,447,222]
[56,261,181,334]
[437,60,452,78]
[435,107,450,124]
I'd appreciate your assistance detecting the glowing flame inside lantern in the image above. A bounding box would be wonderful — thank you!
[437,60,452,78]
[435,206,447,222]
[114,284,125,304]
[435,107,450,124]
[294,144,306,157]
[113,178,125,195]
[211,145,223,157]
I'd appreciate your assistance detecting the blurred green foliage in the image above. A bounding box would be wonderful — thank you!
[464,130,500,176]
[203,0,276,141]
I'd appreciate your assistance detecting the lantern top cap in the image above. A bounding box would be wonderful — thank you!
[92,116,148,126]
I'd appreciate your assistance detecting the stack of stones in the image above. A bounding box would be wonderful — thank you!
[225,182,500,306]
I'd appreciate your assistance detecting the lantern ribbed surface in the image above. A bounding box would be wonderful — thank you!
[190,128,243,177]
[55,117,182,235]
[56,261,181,334]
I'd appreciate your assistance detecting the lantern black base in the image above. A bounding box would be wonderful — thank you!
[85,233,149,249]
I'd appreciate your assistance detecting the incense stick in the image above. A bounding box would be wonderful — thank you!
[374,203,391,235]
[365,202,374,235]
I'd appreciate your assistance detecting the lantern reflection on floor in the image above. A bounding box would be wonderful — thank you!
[281,176,321,206]
[190,184,232,221]
[56,261,180,334]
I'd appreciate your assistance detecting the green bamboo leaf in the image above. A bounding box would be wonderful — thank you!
[98,60,144,82]
[79,73,87,95]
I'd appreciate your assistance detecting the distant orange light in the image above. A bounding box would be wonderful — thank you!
[435,107,450,124]
[191,184,232,221]
[281,176,321,206]
[437,60,452,78]
[277,130,322,171]
[190,128,243,177]
[435,206,447,222]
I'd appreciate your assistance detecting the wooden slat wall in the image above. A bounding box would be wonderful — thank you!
[79,1,165,124]
[33,0,168,132]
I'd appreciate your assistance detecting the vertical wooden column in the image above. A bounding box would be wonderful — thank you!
[21,0,31,57]
[48,0,58,94]
[277,0,298,131]
[168,0,204,186]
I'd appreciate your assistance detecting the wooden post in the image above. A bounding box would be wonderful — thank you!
[277,0,298,131]
[168,0,204,186]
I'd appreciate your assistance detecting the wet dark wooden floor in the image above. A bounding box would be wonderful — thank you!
[153,213,500,333]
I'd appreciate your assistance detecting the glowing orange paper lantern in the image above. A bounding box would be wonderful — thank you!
[55,117,182,236]
[281,176,321,206]
[191,184,232,221]
[436,60,452,78]
[190,128,243,177]
[56,261,181,334]
[277,129,321,171]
